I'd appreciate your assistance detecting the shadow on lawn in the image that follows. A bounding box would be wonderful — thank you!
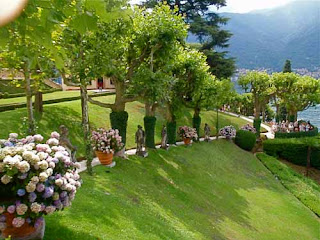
[44,141,280,239]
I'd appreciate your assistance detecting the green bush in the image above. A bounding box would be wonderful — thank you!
[235,130,256,151]
[110,111,129,146]
[144,116,156,149]
[167,121,177,144]
[253,119,261,137]
[263,138,320,169]
[192,116,201,140]
[256,153,320,217]
[275,127,318,139]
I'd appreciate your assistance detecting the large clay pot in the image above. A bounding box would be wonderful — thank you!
[1,213,45,240]
[95,151,113,165]
[183,138,191,145]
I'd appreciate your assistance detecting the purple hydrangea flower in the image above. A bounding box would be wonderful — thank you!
[60,191,68,199]
[7,205,16,214]
[18,173,28,180]
[17,189,26,196]
[34,217,44,229]
[36,183,45,193]
[28,192,37,203]
[0,215,6,222]
[43,186,54,198]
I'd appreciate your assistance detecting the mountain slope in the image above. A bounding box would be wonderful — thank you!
[188,1,320,70]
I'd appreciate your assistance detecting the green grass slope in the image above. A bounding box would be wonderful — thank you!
[0,95,250,155]
[44,141,320,240]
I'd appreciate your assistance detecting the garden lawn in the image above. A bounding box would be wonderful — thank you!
[44,141,320,240]
[0,95,250,156]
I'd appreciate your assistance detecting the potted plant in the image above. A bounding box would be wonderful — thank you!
[178,126,198,145]
[219,125,236,140]
[0,132,82,240]
[91,128,123,165]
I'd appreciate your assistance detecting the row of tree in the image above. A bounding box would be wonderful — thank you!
[0,1,235,174]
[238,71,320,134]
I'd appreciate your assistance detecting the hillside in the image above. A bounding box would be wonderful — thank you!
[44,141,320,239]
[189,1,320,70]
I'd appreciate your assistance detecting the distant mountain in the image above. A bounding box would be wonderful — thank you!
[189,1,320,71]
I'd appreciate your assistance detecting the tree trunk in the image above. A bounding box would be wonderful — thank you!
[193,107,201,141]
[166,103,176,144]
[24,69,35,135]
[216,108,219,140]
[34,91,43,114]
[80,83,93,174]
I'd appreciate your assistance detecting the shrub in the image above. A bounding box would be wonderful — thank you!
[235,130,256,151]
[110,111,128,146]
[275,127,318,139]
[192,116,201,140]
[263,138,320,169]
[167,121,177,144]
[144,116,157,149]
[253,119,261,137]
[256,153,320,217]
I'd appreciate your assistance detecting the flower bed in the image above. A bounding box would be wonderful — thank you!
[0,132,81,234]
[240,124,256,133]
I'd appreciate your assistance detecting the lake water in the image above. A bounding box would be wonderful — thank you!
[298,105,320,128]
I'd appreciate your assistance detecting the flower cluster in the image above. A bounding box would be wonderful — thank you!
[0,132,81,229]
[178,126,198,139]
[240,124,257,133]
[219,126,236,139]
[91,128,123,154]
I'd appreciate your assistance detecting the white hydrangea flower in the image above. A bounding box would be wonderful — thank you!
[39,172,48,182]
[1,174,12,184]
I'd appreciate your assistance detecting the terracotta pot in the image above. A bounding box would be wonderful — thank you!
[183,138,191,145]
[1,213,45,240]
[95,151,113,165]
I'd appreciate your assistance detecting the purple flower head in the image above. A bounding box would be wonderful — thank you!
[28,192,37,203]
[60,191,68,199]
[0,215,6,222]
[17,189,26,197]
[7,205,16,214]
[43,186,54,198]
[52,158,59,164]
[36,183,45,193]
[34,217,44,229]
[18,173,28,180]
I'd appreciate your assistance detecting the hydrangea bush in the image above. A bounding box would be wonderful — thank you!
[178,126,198,139]
[91,128,123,154]
[0,132,81,230]
[219,126,236,139]
[240,124,257,133]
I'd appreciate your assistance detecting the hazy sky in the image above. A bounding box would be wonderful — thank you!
[130,0,295,13]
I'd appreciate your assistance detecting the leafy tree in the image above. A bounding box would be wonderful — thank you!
[144,0,235,78]
[239,71,273,136]
[0,0,68,134]
[283,59,292,73]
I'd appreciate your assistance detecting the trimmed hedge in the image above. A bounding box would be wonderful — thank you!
[167,121,177,145]
[263,138,320,169]
[0,92,115,112]
[253,119,261,137]
[144,116,156,149]
[235,130,256,151]
[256,153,320,217]
[110,111,129,146]
[0,88,61,99]
[275,127,318,139]
[192,116,201,141]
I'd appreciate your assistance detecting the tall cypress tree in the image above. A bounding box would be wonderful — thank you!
[144,0,235,78]
[283,59,292,73]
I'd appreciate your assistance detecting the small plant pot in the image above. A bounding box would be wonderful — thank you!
[183,138,191,145]
[95,151,113,165]
[1,212,45,240]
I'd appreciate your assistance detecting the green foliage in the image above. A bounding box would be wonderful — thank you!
[275,128,318,139]
[263,137,320,169]
[167,121,177,144]
[235,130,256,151]
[144,116,157,149]
[110,111,129,146]
[192,116,201,139]
[253,119,262,137]
[283,60,292,73]
[256,153,320,217]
